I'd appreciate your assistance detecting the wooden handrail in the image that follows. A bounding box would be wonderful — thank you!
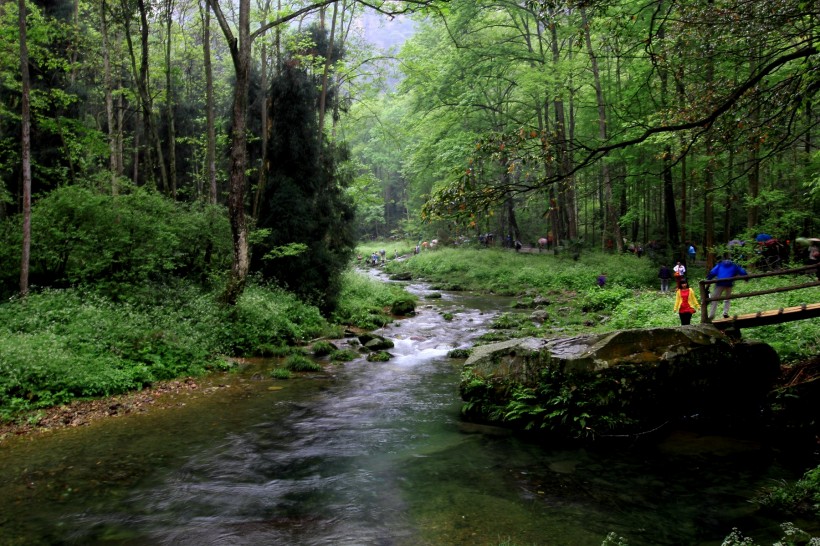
[698,263,819,324]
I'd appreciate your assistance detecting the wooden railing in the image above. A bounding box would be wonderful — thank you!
[698,263,820,329]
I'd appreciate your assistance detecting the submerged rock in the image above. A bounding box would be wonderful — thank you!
[460,325,780,441]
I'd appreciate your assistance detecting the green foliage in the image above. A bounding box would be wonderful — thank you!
[0,280,334,419]
[330,349,359,362]
[284,354,323,372]
[228,283,328,355]
[0,185,232,299]
[385,248,656,295]
[262,242,309,261]
[601,532,629,546]
[0,287,219,419]
[366,351,392,362]
[269,368,293,380]
[332,269,416,329]
[756,465,820,517]
[252,61,357,313]
[461,358,643,438]
[579,285,635,312]
[448,348,471,358]
[721,523,819,545]
[311,340,338,356]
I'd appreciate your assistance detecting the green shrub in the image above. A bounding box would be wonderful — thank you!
[270,368,293,379]
[330,349,359,362]
[0,185,232,299]
[756,464,820,516]
[228,283,328,354]
[284,354,323,372]
[332,270,416,329]
[490,312,532,329]
[0,281,332,419]
[311,341,338,356]
[579,285,634,312]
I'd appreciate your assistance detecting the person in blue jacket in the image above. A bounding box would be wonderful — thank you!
[706,252,748,319]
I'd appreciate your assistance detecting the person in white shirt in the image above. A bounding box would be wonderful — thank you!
[673,261,686,288]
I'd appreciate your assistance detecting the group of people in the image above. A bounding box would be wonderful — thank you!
[660,253,748,325]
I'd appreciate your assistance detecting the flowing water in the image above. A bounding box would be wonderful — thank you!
[0,277,815,545]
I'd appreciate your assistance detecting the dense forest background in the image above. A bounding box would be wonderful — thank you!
[1,0,819,306]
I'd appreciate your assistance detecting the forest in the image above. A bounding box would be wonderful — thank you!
[1,3,820,540]
[2,0,820,305]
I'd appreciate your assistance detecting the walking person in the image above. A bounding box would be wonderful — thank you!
[674,280,700,325]
[658,264,672,293]
[688,244,696,263]
[673,261,686,288]
[706,252,748,319]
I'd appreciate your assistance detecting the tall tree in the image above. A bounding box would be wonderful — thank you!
[208,0,441,305]
[164,0,178,198]
[254,60,356,312]
[19,0,32,297]
[581,6,622,252]
[199,0,217,204]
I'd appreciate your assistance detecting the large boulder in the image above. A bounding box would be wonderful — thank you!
[459,325,780,441]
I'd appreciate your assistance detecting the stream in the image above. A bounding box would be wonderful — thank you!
[0,275,814,545]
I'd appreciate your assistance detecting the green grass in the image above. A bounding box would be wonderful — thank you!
[0,282,331,420]
[330,349,359,362]
[284,354,323,372]
[332,269,418,329]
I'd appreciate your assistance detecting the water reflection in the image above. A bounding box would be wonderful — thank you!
[0,278,809,545]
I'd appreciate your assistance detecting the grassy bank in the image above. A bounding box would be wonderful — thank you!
[0,271,413,422]
[373,245,818,362]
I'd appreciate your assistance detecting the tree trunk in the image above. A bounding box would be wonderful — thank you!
[657,11,680,249]
[549,6,576,241]
[317,0,338,145]
[746,41,762,229]
[165,0,178,199]
[253,0,272,218]
[209,0,252,304]
[703,1,717,269]
[506,196,520,243]
[136,0,169,191]
[582,7,622,252]
[19,0,32,298]
[101,0,119,193]
[200,0,217,204]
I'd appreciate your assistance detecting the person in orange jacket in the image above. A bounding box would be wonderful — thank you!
[674,280,700,325]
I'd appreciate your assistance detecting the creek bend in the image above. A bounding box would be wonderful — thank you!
[0,276,810,545]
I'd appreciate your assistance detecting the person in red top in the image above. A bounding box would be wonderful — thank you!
[674,280,700,325]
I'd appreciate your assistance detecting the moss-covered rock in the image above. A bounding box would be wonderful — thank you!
[390,298,416,316]
[460,325,780,441]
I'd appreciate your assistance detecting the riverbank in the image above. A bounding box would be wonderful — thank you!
[0,375,228,441]
[0,270,413,429]
[374,245,819,363]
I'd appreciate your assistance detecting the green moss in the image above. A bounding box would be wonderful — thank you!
[366,351,392,362]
